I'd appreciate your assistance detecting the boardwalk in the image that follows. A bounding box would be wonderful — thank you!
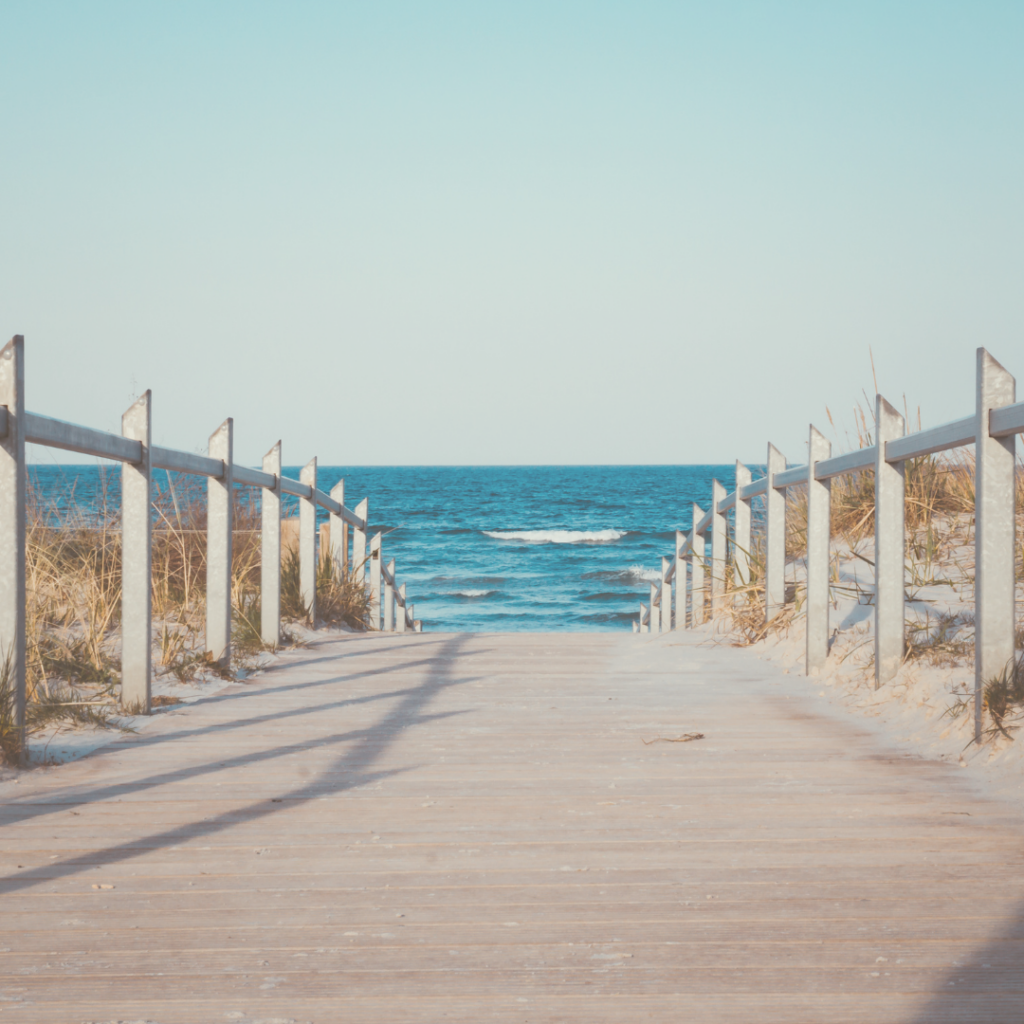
[2,631,1023,1022]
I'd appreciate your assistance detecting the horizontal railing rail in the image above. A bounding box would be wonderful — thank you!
[991,401,1024,438]
[152,445,227,480]
[11,408,373,529]
[737,476,769,500]
[635,347,1021,743]
[24,411,143,463]
[0,335,421,747]
[814,447,875,480]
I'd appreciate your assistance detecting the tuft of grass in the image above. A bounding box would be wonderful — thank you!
[158,618,205,682]
[232,590,266,656]
[983,654,1024,740]
[725,597,796,646]
[316,550,372,630]
[280,547,307,623]
[904,610,974,667]
[720,532,803,646]
[0,647,22,765]
[275,546,370,630]
[942,682,973,722]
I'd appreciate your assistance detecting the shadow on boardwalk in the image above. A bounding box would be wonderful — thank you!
[910,898,1024,1022]
[0,633,479,896]
[4,630,1024,1020]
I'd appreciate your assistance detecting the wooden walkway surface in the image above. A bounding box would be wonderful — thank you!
[2,630,1024,1022]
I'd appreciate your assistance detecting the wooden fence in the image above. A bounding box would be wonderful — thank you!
[0,335,419,732]
[636,347,1023,742]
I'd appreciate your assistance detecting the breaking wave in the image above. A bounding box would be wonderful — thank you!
[582,565,663,583]
[484,529,627,545]
[627,564,664,582]
[453,589,496,598]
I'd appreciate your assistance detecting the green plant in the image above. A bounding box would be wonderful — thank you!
[983,655,1024,740]
[316,551,371,630]
[0,647,21,765]
[280,547,308,622]
[232,589,267,657]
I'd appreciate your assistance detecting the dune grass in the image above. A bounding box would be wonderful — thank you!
[233,547,371,652]
[0,648,20,764]
[716,394,1024,739]
[0,472,371,765]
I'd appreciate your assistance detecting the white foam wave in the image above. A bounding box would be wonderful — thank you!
[628,564,663,582]
[484,529,626,545]
[453,589,495,598]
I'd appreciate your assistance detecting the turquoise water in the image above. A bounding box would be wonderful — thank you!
[28,464,736,632]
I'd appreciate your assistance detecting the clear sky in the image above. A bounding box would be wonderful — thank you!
[3,2,1022,467]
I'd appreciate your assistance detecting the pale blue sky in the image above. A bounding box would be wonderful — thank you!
[3,2,1022,466]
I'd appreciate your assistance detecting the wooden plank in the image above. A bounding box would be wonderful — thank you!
[1,631,1023,1022]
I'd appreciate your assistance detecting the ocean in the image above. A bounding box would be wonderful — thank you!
[28,464,736,632]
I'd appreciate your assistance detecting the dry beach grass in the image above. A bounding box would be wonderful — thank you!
[0,473,370,764]
[714,419,1024,754]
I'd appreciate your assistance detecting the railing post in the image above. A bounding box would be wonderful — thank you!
[206,419,233,667]
[805,425,832,675]
[260,441,282,647]
[649,582,659,633]
[874,396,906,688]
[690,505,705,626]
[674,531,686,630]
[733,461,751,591]
[299,458,317,626]
[384,558,395,631]
[397,583,408,633]
[121,391,152,713]
[370,532,382,629]
[353,499,368,584]
[765,444,786,622]
[661,557,672,632]
[711,479,727,613]
[0,336,26,750]
[639,603,648,633]
[975,348,1017,742]
[329,479,347,580]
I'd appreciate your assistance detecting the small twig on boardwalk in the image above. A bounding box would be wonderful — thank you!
[642,732,704,745]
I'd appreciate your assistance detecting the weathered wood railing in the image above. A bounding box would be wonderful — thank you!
[0,335,420,730]
[635,348,1023,742]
